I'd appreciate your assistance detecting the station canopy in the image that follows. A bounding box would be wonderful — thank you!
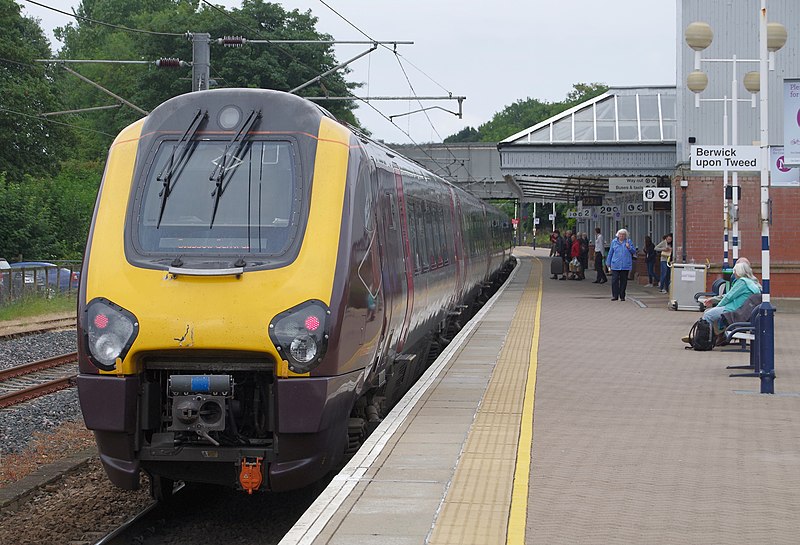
[498,86,678,203]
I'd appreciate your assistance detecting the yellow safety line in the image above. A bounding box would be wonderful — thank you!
[506,258,543,545]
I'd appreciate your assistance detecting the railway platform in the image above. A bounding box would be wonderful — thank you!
[281,246,800,545]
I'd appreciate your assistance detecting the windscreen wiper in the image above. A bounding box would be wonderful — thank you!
[209,109,261,229]
[156,109,208,228]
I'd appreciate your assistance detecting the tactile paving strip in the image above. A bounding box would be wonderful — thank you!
[429,258,541,545]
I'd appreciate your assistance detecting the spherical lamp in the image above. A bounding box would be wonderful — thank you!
[685,22,713,51]
[687,71,708,93]
[743,71,760,94]
[767,22,787,52]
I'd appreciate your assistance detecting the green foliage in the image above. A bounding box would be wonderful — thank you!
[0,163,101,261]
[444,126,480,143]
[54,0,361,160]
[0,0,75,181]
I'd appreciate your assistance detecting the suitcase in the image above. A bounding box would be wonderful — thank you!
[551,257,563,276]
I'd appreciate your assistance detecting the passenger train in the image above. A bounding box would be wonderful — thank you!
[76,88,514,498]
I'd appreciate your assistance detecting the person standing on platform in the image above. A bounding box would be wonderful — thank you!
[592,227,607,284]
[654,233,673,293]
[644,235,657,287]
[606,228,637,301]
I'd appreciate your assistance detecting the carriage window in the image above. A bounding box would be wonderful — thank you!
[407,199,420,274]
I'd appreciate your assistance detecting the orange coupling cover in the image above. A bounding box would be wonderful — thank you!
[239,457,264,494]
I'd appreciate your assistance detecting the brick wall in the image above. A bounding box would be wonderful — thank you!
[673,175,800,297]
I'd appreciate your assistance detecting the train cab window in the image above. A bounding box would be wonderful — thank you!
[135,140,300,256]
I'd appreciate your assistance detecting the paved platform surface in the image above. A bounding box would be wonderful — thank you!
[286,247,800,544]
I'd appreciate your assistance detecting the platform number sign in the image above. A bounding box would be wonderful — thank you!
[643,188,670,202]
[567,208,592,218]
[599,205,619,216]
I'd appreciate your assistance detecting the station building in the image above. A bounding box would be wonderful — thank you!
[398,1,800,296]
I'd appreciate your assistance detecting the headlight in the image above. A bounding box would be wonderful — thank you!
[85,298,139,371]
[269,300,329,374]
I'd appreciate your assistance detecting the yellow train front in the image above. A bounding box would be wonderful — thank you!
[77,89,513,498]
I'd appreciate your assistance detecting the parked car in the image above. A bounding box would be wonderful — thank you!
[9,261,80,293]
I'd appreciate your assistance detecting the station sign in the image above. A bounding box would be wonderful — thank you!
[534,218,540,225]
[608,177,658,192]
[770,146,800,187]
[690,145,760,171]
[548,213,555,221]
[643,187,671,202]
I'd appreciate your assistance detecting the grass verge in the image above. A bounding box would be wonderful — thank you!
[0,294,77,322]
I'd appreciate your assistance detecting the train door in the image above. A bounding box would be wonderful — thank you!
[448,187,466,298]
[372,160,408,361]
[392,163,414,352]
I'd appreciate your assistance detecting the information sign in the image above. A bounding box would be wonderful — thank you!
[608,177,658,192]
[643,188,670,202]
[770,146,800,187]
[784,79,800,167]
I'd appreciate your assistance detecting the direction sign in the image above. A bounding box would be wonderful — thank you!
[643,187,670,202]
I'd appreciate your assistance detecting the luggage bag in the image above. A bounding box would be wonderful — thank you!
[551,257,563,276]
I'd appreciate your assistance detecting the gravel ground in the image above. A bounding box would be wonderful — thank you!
[0,330,81,456]
[0,458,153,545]
[0,330,77,370]
[0,389,84,455]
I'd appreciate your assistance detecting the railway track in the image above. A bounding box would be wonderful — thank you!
[0,313,77,340]
[0,352,78,409]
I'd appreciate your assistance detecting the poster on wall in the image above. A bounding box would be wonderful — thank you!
[770,146,800,187]
[783,79,800,167]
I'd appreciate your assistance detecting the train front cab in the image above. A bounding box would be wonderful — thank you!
[76,90,383,496]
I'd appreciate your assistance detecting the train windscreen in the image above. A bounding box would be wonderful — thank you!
[136,139,300,256]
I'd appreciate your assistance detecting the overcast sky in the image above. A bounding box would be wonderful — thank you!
[21,0,677,144]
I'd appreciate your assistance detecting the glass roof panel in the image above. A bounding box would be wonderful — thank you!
[552,118,571,142]
[639,95,660,120]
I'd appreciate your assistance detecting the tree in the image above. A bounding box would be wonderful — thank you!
[0,0,74,181]
[444,126,480,143]
[53,0,362,161]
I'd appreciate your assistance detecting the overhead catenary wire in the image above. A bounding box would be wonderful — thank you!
[21,0,184,36]
[316,0,452,95]
[314,0,473,182]
[0,106,116,137]
[197,0,455,176]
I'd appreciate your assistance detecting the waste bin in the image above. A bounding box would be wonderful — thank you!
[669,263,707,311]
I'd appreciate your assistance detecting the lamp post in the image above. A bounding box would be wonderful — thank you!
[685,5,786,393]
[685,24,758,269]
[757,0,777,394]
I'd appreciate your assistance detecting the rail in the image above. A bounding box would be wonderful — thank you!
[0,352,78,409]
